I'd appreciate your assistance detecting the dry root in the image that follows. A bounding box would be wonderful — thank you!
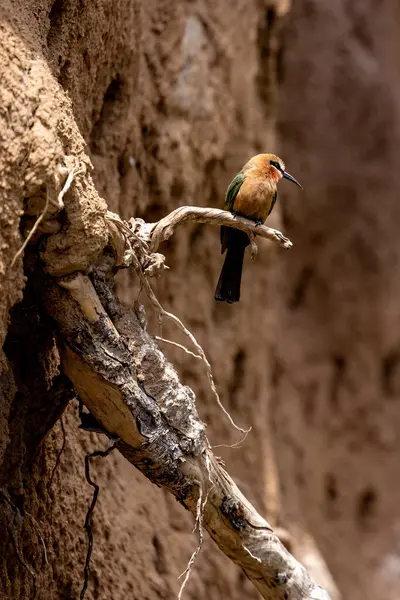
[11,159,85,268]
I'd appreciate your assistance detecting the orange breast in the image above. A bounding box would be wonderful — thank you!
[233,175,276,222]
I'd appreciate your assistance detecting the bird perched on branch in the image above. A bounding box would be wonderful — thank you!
[214,153,302,304]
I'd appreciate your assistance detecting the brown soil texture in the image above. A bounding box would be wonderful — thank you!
[271,1,400,599]
[0,1,285,599]
[2,0,400,599]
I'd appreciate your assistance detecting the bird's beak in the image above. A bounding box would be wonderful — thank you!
[283,171,303,189]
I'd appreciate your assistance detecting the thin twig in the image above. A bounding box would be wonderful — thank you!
[56,163,85,210]
[80,439,119,600]
[10,162,84,268]
[47,417,66,490]
[244,545,262,563]
[10,191,51,268]
[106,211,252,440]
[212,438,246,449]
[132,249,250,437]
[25,510,49,567]
[155,336,202,360]
[177,487,204,600]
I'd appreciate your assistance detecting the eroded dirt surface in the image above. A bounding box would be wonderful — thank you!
[272,1,400,599]
[0,1,287,599]
[5,0,398,598]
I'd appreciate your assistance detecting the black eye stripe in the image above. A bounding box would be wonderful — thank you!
[270,160,282,171]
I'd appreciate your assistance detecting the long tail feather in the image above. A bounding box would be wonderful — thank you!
[214,228,249,303]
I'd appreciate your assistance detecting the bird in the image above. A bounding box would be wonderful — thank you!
[214,153,302,304]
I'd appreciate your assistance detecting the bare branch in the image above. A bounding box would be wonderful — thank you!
[155,336,202,360]
[135,206,293,252]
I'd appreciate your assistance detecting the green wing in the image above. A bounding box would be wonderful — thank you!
[268,191,278,216]
[224,171,245,212]
[220,171,245,253]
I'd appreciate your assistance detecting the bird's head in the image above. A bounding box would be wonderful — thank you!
[248,153,302,189]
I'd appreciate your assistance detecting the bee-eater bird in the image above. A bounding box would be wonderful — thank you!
[214,153,302,304]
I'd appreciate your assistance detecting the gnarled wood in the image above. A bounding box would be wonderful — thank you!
[41,269,330,600]
[127,206,293,252]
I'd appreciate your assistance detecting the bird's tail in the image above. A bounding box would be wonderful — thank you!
[214,228,249,303]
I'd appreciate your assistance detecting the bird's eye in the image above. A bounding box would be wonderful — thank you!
[270,160,282,171]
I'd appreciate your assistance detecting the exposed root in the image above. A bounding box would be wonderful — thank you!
[106,211,150,268]
[55,160,86,211]
[244,545,262,563]
[0,490,36,578]
[11,190,51,268]
[212,437,247,449]
[44,239,333,600]
[80,439,119,600]
[11,160,85,268]
[177,486,205,600]
[157,306,249,436]
[8,513,37,578]
[155,336,202,360]
[25,511,49,567]
[37,530,49,567]
[47,417,66,490]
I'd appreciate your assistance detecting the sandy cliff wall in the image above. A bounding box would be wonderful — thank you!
[3,0,399,598]
[0,1,286,598]
[272,2,400,599]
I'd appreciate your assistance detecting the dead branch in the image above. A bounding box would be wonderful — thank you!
[127,206,293,252]
[107,212,251,438]
[40,265,331,600]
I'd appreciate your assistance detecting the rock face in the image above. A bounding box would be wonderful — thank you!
[272,1,400,599]
[0,1,287,599]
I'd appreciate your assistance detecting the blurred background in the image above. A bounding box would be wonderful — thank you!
[2,0,400,599]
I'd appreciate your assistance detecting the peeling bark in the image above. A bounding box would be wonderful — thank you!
[37,216,330,599]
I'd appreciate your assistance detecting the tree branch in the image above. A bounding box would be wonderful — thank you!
[125,206,293,252]
[40,264,330,600]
